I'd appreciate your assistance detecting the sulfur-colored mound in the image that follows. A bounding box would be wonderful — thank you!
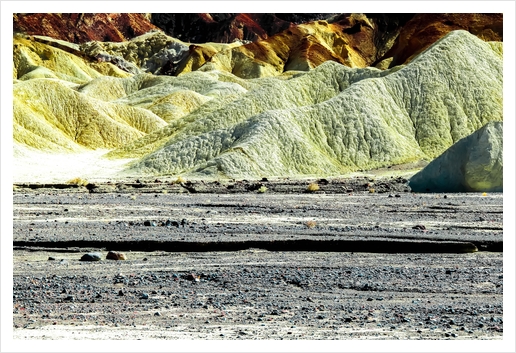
[13,36,131,83]
[408,122,503,192]
[113,30,502,180]
[14,78,167,151]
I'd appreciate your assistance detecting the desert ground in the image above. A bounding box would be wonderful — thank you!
[12,179,503,340]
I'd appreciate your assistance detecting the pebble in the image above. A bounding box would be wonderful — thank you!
[48,257,56,261]
[80,253,102,262]
[165,220,180,227]
[140,293,149,299]
[106,251,127,260]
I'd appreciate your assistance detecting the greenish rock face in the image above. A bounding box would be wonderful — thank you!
[120,30,502,179]
[409,121,503,193]
[13,30,503,182]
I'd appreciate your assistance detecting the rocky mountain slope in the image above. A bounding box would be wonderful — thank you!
[14,13,502,75]
[12,14,504,189]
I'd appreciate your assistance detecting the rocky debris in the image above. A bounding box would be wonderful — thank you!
[106,251,127,260]
[78,31,191,75]
[183,273,200,282]
[13,250,503,340]
[80,252,102,261]
[409,122,503,193]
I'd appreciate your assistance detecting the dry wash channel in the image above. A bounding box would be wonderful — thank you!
[13,189,503,340]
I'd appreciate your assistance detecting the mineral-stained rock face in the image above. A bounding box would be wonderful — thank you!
[13,13,158,43]
[186,17,372,78]
[149,13,339,43]
[376,13,503,68]
[178,14,415,78]
[12,26,503,181]
[13,13,503,79]
[408,122,503,192]
[105,31,502,179]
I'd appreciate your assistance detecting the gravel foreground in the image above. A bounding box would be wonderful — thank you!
[11,181,503,342]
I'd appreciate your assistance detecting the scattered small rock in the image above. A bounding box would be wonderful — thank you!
[80,253,102,262]
[140,293,149,299]
[412,225,426,230]
[185,273,200,282]
[48,257,56,261]
[118,290,124,296]
[63,295,74,302]
[165,220,179,227]
[106,251,127,260]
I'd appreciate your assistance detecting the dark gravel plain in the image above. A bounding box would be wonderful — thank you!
[12,178,503,340]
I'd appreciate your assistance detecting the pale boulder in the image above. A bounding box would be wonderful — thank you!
[409,122,503,192]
